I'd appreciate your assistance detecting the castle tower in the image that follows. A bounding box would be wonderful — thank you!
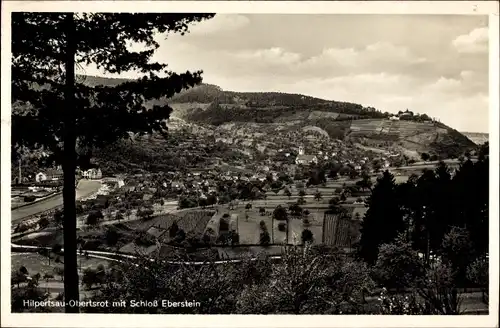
[298,145,305,155]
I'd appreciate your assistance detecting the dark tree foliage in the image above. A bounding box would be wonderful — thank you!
[105,227,120,247]
[12,13,214,159]
[358,149,488,272]
[306,168,326,186]
[440,226,477,285]
[301,229,314,244]
[11,12,214,312]
[289,203,303,217]
[272,205,288,221]
[325,197,346,216]
[53,209,64,229]
[38,216,50,229]
[51,243,63,254]
[260,230,271,246]
[358,171,405,264]
[169,220,179,238]
[86,210,104,226]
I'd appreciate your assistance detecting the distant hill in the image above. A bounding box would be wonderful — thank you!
[461,132,489,145]
[13,74,478,179]
[77,75,132,87]
[71,75,478,158]
[169,83,333,107]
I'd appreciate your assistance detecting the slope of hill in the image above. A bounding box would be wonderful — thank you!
[80,75,478,158]
[461,132,489,145]
[162,82,475,158]
[15,75,475,163]
[169,83,332,107]
[77,75,132,87]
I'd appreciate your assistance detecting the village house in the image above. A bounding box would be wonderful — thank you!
[170,180,185,190]
[83,168,102,180]
[35,168,64,182]
[35,172,47,182]
[295,146,318,166]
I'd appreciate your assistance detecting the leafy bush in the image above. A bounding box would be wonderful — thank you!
[86,210,104,226]
[105,227,120,246]
[259,230,270,246]
[219,218,229,232]
[374,236,425,290]
[169,221,179,238]
[23,195,36,202]
[301,229,313,244]
[259,220,267,231]
[134,233,155,247]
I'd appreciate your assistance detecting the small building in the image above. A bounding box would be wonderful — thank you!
[83,168,102,180]
[295,145,318,165]
[36,169,63,182]
[389,116,400,121]
[295,155,318,165]
[35,172,47,182]
[170,181,185,189]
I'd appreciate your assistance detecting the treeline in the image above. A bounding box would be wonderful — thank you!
[170,83,330,107]
[186,104,389,128]
[359,143,489,287]
[77,78,393,121]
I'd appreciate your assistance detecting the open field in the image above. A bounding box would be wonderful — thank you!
[223,208,287,244]
[216,204,327,245]
[288,217,323,245]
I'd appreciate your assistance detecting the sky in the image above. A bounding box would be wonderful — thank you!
[84,14,490,133]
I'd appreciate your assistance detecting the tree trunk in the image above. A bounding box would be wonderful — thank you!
[63,12,79,313]
[426,229,430,265]
[286,218,289,244]
[271,216,274,244]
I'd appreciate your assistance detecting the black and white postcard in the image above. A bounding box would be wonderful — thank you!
[1,1,499,327]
